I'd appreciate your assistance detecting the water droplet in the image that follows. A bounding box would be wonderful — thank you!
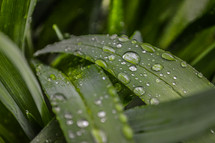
[66,120,73,125]
[156,79,161,83]
[51,93,66,103]
[95,60,107,68]
[133,87,145,96]
[107,69,115,76]
[173,76,177,80]
[114,83,122,92]
[122,52,140,65]
[103,46,115,53]
[119,37,129,42]
[181,61,187,68]
[74,50,84,56]
[161,53,175,61]
[118,73,130,84]
[97,111,106,118]
[152,64,163,71]
[119,113,127,123]
[197,73,203,78]
[108,55,115,61]
[132,40,137,44]
[210,129,215,134]
[77,119,89,128]
[92,129,107,143]
[68,130,75,139]
[64,113,72,119]
[122,125,133,139]
[129,66,137,71]
[115,104,123,111]
[141,43,155,53]
[150,98,159,105]
[110,34,117,39]
[94,99,102,105]
[116,44,122,48]
[167,71,171,75]
[121,62,126,65]
[172,82,176,86]
[49,74,56,80]
[55,81,59,84]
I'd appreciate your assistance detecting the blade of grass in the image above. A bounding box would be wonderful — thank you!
[35,34,214,105]
[0,0,37,52]
[0,32,51,125]
[125,89,215,143]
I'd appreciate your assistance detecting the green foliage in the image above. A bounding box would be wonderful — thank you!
[0,0,215,143]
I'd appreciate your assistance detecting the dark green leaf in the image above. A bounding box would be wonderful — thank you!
[35,35,214,105]
[125,89,215,143]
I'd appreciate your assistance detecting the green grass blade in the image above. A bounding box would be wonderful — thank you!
[108,0,124,34]
[125,89,215,143]
[35,34,214,105]
[34,62,134,142]
[0,32,51,125]
[31,119,66,143]
[0,0,37,51]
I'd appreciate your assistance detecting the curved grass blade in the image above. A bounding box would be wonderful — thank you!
[0,0,37,51]
[34,62,134,142]
[0,32,51,125]
[0,101,29,143]
[35,34,214,104]
[125,89,215,143]
[31,119,66,143]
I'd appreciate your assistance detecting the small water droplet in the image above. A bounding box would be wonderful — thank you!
[74,50,84,56]
[152,64,163,71]
[66,120,73,125]
[161,53,175,61]
[118,73,130,84]
[64,113,72,119]
[97,111,106,118]
[114,83,122,92]
[210,129,215,134]
[115,104,123,111]
[119,37,129,42]
[167,71,171,75]
[92,129,107,143]
[68,130,75,139]
[129,66,137,71]
[51,93,66,103]
[95,60,107,68]
[55,81,59,84]
[121,62,126,65]
[156,79,161,83]
[197,73,203,78]
[110,34,117,39]
[49,74,56,80]
[141,43,155,53]
[116,44,122,48]
[181,61,187,68]
[133,87,145,96]
[108,55,115,61]
[173,76,177,80]
[94,99,102,105]
[103,46,115,53]
[150,98,159,105]
[131,40,137,44]
[77,119,89,128]
[122,52,140,65]
[122,125,133,139]
[119,113,128,123]
[172,82,176,85]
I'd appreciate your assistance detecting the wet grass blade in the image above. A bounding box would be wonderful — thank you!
[34,62,134,142]
[125,89,215,143]
[0,0,36,51]
[0,32,51,125]
[35,34,214,105]
[31,119,66,143]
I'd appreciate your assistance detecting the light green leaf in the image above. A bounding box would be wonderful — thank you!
[35,34,214,105]
[125,89,215,143]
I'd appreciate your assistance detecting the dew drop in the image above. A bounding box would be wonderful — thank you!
[156,79,161,83]
[119,37,129,42]
[66,120,73,125]
[118,73,130,84]
[173,76,177,80]
[64,113,72,119]
[197,73,203,78]
[141,43,155,53]
[51,93,66,103]
[108,55,115,61]
[167,71,171,75]
[133,87,145,96]
[122,125,133,140]
[181,61,187,68]
[161,53,175,61]
[68,130,75,139]
[77,119,89,128]
[92,129,107,143]
[114,83,122,92]
[150,98,159,105]
[152,64,163,71]
[94,99,102,105]
[103,46,115,53]
[95,60,107,68]
[116,44,122,48]
[122,52,140,65]
[129,66,137,71]
[210,129,215,134]
[97,111,106,118]
[74,50,84,56]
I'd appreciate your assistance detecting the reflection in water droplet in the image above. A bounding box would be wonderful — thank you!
[103,46,115,53]
[95,60,107,68]
[118,73,130,84]
[129,66,137,71]
[152,64,163,71]
[150,98,159,105]
[77,119,89,128]
[161,53,175,61]
[141,43,155,53]
[122,52,140,65]
[133,87,145,96]
[181,61,187,68]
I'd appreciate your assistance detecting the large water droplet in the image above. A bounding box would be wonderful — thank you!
[77,119,89,128]
[141,43,155,53]
[152,64,163,71]
[150,98,159,105]
[161,53,175,61]
[103,46,115,53]
[133,87,145,96]
[118,73,130,84]
[122,125,133,140]
[95,60,107,68]
[129,66,137,71]
[181,61,187,68]
[122,52,140,65]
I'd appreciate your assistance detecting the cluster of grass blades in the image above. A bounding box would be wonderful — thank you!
[0,0,215,143]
